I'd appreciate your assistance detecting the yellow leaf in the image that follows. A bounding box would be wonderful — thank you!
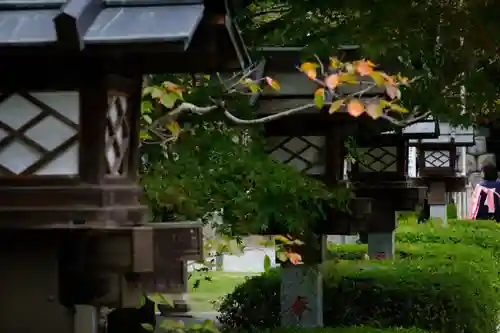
[339,73,358,84]
[347,100,364,117]
[274,235,290,243]
[366,60,376,67]
[365,102,383,119]
[241,78,261,93]
[355,60,374,76]
[150,86,164,99]
[330,57,341,69]
[300,62,318,72]
[265,76,280,90]
[385,84,401,100]
[329,99,345,113]
[166,121,181,136]
[370,71,386,86]
[325,74,340,89]
[389,104,409,113]
[314,88,325,109]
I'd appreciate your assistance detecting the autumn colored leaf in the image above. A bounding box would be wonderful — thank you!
[385,84,401,100]
[265,76,280,90]
[241,78,261,93]
[325,74,340,90]
[388,103,409,113]
[274,235,290,243]
[314,88,325,109]
[347,100,364,117]
[355,60,374,76]
[382,73,396,85]
[166,121,181,136]
[300,62,318,80]
[338,73,358,84]
[329,99,345,113]
[286,251,302,265]
[345,63,355,74]
[290,296,311,320]
[370,71,386,86]
[330,57,341,69]
[163,81,184,92]
[365,102,384,119]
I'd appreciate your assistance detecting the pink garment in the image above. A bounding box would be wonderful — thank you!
[468,184,500,219]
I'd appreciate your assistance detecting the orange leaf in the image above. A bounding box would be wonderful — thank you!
[265,76,280,90]
[286,252,302,265]
[347,100,364,117]
[325,74,340,90]
[381,73,395,85]
[304,69,317,80]
[355,61,374,76]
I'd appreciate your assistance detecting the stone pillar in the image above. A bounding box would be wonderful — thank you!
[74,305,98,333]
[367,200,396,259]
[279,235,325,328]
[428,181,447,225]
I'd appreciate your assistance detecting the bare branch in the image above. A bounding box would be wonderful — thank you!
[380,110,432,126]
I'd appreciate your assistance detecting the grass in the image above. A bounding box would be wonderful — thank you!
[149,271,258,312]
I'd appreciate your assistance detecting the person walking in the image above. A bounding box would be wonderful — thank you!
[468,163,500,221]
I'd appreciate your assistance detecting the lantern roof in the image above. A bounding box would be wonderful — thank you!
[409,122,475,147]
[0,0,248,72]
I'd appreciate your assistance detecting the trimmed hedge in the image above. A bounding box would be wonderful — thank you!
[396,224,500,259]
[257,328,432,333]
[217,258,499,333]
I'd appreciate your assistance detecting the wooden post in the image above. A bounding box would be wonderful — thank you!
[279,235,325,328]
[428,181,448,225]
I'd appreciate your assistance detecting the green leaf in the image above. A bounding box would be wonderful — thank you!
[161,93,178,109]
[329,99,344,113]
[276,250,288,262]
[143,114,153,124]
[141,323,154,331]
[264,254,271,272]
[314,88,325,109]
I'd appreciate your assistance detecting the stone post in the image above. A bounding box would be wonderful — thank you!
[279,235,325,328]
[367,200,396,259]
[428,181,448,225]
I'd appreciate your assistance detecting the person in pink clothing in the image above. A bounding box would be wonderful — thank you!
[469,163,500,221]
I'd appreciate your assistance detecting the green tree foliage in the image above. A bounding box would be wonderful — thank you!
[238,0,500,125]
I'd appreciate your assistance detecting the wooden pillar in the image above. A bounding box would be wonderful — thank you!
[428,181,448,225]
[367,200,396,259]
[279,234,325,328]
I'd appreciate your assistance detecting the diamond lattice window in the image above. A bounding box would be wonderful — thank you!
[105,94,130,175]
[357,147,397,172]
[266,136,325,175]
[0,92,79,176]
[424,150,450,168]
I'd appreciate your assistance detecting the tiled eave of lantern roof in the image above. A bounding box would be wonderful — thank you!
[0,0,248,70]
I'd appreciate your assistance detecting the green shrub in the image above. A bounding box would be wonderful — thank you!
[446,203,457,219]
[217,259,498,333]
[257,327,432,333]
[328,242,496,263]
[446,219,500,231]
[396,224,500,259]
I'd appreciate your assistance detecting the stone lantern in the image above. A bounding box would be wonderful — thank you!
[410,123,475,223]
[0,0,246,332]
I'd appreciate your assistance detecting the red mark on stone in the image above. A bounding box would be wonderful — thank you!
[374,252,386,260]
[290,296,311,320]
